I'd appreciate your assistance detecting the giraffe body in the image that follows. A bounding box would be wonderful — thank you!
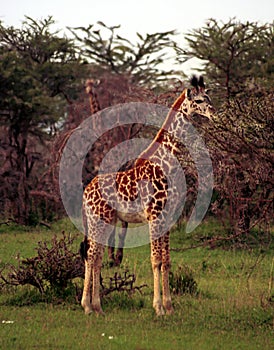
[82,159,172,315]
[81,76,215,315]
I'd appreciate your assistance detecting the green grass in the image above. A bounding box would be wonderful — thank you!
[0,219,273,350]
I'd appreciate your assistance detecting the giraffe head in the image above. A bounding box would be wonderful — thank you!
[85,79,101,95]
[180,76,215,120]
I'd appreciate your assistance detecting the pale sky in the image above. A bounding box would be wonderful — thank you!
[1,0,273,73]
[2,0,273,35]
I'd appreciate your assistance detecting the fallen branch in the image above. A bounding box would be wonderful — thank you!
[100,270,148,296]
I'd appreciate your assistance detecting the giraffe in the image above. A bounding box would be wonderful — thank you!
[85,79,128,267]
[81,76,215,316]
[85,79,101,112]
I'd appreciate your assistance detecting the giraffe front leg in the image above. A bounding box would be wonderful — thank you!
[162,266,174,314]
[151,238,165,316]
[81,260,92,315]
[152,260,165,316]
[162,232,174,315]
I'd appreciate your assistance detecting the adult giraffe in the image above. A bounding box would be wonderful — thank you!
[81,76,215,316]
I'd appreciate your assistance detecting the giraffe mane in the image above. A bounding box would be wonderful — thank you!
[198,76,205,89]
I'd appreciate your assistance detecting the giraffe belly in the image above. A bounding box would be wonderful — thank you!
[117,210,148,224]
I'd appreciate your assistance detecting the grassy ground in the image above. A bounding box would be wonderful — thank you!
[0,219,273,350]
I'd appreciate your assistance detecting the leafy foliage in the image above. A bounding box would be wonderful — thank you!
[69,21,177,87]
[207,90,274,238]
[0,16,87,224]
[0,16,83,131]
[176,18,273,100]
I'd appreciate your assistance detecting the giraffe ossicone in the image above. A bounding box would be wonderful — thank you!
[59,76,215,315]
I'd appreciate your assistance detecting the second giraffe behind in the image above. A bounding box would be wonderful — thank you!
[80,76,215,316]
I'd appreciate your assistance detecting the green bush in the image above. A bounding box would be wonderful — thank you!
[169,265,198,296]
[0,233,84,298]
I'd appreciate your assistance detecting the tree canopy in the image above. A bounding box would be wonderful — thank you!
[0,16,85,134]
[0,16,87,223]
[176,18,274,99]
[69,21,177,87]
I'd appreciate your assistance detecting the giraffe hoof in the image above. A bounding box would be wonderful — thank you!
[166,306,174,315]
[92,306,105,316]
[84,307,92,315]
[82,300,92,315]
[155,305,165,316]
[164,300,174,315]
[95,310,105,317]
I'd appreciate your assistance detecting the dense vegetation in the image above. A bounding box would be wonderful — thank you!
[0,18,273,348]
[0,17,273,238]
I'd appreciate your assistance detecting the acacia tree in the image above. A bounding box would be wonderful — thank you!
[69,21,178,88]
[0,16,87,223]
[176,18,273,100]
[172,19,274,240]
[207,90,273,240]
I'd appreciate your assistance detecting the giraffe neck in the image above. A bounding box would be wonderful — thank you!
[137,90,188,162]
[88,92,100,114]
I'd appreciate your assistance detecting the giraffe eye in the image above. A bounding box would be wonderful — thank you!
[195,99,203,104]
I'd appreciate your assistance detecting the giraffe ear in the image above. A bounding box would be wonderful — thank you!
[198,76,205,89]
[186,88,192,99]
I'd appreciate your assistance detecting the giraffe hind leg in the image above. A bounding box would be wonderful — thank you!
[115,221,128,266]
[91,242,105,314]
[108,227,116,267]
[81,238,105,315]
[108,221,128,267]
[81,258,92,315]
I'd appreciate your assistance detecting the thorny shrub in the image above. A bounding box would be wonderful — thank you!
[0,233,147,303]
[0,233,84,296]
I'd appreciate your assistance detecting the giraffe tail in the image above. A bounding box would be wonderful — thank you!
[79,238,88,262]
[79,204,88,262]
